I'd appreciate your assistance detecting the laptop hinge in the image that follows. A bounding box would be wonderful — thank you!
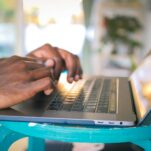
[128,77,149,124]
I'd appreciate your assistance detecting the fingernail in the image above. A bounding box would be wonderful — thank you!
[44,89,53,95]
[45,59,54,67]
[69,77,73,83]
[75,75,80,81]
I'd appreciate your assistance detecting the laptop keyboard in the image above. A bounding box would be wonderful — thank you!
[47,78,117,114]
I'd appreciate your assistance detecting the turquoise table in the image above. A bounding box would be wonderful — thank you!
[0,121,151,151]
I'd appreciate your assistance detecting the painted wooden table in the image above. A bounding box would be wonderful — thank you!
[0,121,151,151]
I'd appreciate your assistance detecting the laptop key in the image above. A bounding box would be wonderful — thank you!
[97,108,108,113]
[48,78,103,112]
[83,108,95,112]
[62,104,73,111]
[71,106,84,111]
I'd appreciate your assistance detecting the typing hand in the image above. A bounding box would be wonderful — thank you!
[27,43,83,83]
[0,56,54,109]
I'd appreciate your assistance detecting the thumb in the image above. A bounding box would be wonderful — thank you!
[26,77,52,96]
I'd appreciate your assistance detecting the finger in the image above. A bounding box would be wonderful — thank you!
[56,48,78,83]
[20,57,40,62]
[44,88,54,95]
[66,57,77,83]
[51,47,65,80]
[66,55,83,82]
[29,67,51,80]
[1,56,45,73]
[0,56,27,66]
[4,56,44,70]
[25,61,45,69]
[44,78,56,95]
[25,77,53,96]
[10,56,40,63]
[51,57,64,80]
[74,55,83,81]
[44,59,55,67]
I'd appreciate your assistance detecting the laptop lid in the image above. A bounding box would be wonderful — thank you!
[129,55,151,124]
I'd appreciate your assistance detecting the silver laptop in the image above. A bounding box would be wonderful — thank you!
[0,54,151,127]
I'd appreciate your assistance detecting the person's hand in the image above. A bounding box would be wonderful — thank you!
[27,43,83,83]
[0,56,54,109]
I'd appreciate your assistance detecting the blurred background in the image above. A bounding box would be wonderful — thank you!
[0,0,151,77]
[0,0,149,150]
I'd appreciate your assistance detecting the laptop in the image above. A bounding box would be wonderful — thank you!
[0,54,151,127]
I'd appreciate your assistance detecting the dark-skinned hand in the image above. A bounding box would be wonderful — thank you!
[28,43,83,83]
[0,56,54,109]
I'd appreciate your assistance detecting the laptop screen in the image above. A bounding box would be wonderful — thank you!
[130,55,151,122]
